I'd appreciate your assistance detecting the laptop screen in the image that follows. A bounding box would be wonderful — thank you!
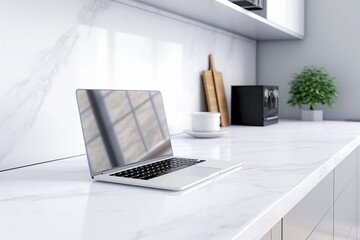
[76,90,173,176]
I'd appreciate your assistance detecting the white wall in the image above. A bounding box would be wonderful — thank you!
[0,0,256,170]
[257,0,360,120]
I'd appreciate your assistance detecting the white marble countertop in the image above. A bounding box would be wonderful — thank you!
[1,120,360,240]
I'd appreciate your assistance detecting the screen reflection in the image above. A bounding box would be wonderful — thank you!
[76,90,173,176]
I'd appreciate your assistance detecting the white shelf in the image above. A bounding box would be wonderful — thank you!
[131,0,303,40]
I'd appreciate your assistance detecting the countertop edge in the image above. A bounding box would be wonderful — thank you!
[232,135,360,240]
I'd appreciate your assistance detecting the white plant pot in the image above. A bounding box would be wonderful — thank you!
[301,110,323,121]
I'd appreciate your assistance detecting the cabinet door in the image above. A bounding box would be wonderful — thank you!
[266,0,287,27]
[346,222,356,240]
[260,220,281,240]
[307,208,333,240]
[272,220,281,240]
[260,230,271,240]
[283,173,333,240]
[253,0,304,36]
[334,177,357,240]
[286,0,305,36]
[334,149,357,200]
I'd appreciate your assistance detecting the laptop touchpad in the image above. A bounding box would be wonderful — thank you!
[173,166,221,178]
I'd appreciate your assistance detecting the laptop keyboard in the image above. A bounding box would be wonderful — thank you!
[110,158,205,180]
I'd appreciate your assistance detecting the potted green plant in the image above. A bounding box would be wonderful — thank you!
[288,66,338,121]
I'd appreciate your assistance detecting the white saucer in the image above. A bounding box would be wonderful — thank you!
[183,129,228,138]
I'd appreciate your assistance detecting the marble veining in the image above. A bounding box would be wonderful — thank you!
[0,0,110,166]
[0,0,256,170]
[1,120,360,240]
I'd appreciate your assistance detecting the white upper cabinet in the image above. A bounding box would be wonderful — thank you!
[254,0,304,37]
[127,0,305,40]
[286,0,305,36]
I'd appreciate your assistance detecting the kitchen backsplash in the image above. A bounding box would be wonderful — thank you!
[0,0,256,170]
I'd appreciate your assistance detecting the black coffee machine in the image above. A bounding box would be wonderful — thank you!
[231,85,279,126]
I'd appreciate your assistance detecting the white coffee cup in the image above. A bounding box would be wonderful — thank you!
[191,112,220,132]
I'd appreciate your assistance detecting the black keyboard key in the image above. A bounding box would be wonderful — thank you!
[110,158,204,180]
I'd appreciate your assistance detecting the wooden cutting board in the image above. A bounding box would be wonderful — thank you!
[202,67,219,113]
[209,54,230,126]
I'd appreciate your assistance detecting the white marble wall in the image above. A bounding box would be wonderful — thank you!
[0,0,256,170]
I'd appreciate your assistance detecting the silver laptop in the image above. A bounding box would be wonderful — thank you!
[76,89,241,191]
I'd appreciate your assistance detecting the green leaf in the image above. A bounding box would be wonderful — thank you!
[288,66,338,109]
